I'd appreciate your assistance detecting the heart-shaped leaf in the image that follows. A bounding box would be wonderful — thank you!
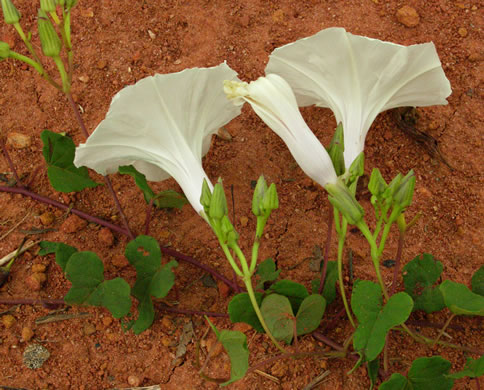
[295,294,326,336]
[228,292,263,332]
[256,258,280,289]
[261,293,294,344]
[439,280,484,316]
[471,265,484,296]
[447,355,484,379]
[269,280,309,313]
[39,241,78,272]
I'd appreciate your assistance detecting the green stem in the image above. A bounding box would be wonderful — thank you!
[8,52,43,74]
[49,11,60,25]
[432,314,455,346]
[377,221,392,258]
[232,244,251,276]
[243,274,287,353]
[53,56,70,93]
[13,23,43,65]
[219,242,243,278]
[250,237,260,274]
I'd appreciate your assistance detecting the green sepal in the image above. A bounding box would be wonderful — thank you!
[65,0,77,10]
[348,152,365,181]
[63,10,71,48]
[383,173,402,200]
[37,9,61,57]
[221,215,239,247]
[1,0,20,24]
[40,0,56,12]
[262,183,278,213]
[326,179,364,225]
[0,41,10,59]
[393,170,415,210]
[368,168,387,200]
[326,123,345,176]
[200,178,212,215]
[56,0,65,5]
[208,179,228,220]
[252,175,268,216]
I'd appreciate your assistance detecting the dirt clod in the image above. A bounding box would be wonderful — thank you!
[127,375,141,386]
[1,314,15,328]
[111,254,129,269]
[6,132,31,149]
[23,344,50,369]
[60,215,87,234]
[98,227,114,247]
[21,327,34,342]
[39,212,55,226]
[25,273,46,291]
[458,27,468,37]
[31,264,46,273]
[396,5,420,27]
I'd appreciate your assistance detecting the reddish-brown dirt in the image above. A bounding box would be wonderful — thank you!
[0,1,482,389]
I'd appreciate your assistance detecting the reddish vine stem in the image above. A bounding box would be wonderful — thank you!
[66,92,134,240]
[391,230,405,295]
[1,142,24,188]
[312,331,345,352]
[156,304,229,318]
[318,211,334,294]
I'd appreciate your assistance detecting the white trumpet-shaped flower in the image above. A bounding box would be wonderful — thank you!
[224,74,338,188]
[265,27,452,169]
[74,63,242,215]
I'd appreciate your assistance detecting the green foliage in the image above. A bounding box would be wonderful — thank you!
[311,261,338,304]
[351,280,413,361]
[125,235,178,333]
[269,280,309,313]
[64,251,131,318]
[255,258,280,289]
[38,241,77,272]
[439,280,484,316]
[295,294,326,336]
[403,254,445,313]
[206,318,249,386]
[471,265,484,296]
[447,355,484,379]
[367,358,380,390]
[118,165,187,209]
[41,130,99,192]
[228,293,263,332]
[260,293,294,344]
[379,356,454,390]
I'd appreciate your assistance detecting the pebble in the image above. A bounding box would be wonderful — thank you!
[32,264,46,273]
[102,317,113,327]
[80,8,94,17]
[60,214,87,234]
[98,227,114,247]
[458,27,468,37]
[272,9,285,23]
[25,273,46,291]
[148,30,156,40]
[83,323,96,336]
[6,131,32,149]
[396,5,420,27]
[78,75,89,83]
[111,255,129,269]
[127,375,140,387]
[239,216,249,227]
[217,127,232,141]
[39,212,55,226]
[217,280,230,299]
[96,59,107,69]
[21,327,34,342]
[2,314,15,328]
[23,344,50,369]
[233,322,252,333]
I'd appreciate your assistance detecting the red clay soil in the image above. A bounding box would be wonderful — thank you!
[0,1,482,389]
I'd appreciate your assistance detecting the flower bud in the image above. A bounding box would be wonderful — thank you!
[383,173,402,200]
[200,178,212,214]
[393,170,415,209]
[221,215,239,247]
[262,183,278,213]
[208,179,228,220]
[1,0,20,24]
[56,0,65,6]
[326,123,345,176]
[326,180,364,225]
[37,9,61,57]
[40,0,56,12]
[368,168,387,199]
[0,41,10,60]
[348,152,364,181]
[65,0,77,9]
[252,175,268,217]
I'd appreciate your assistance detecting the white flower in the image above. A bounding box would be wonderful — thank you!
[74,63,242,215]
[265,27,452,169]
[225,74,338,188]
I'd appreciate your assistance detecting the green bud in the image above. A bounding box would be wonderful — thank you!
[262,183,279,213]
[200,178,212,214]
[221,215,239,247]
[326,179,364,225]
[348,152,365,181]
[65,0,77,9]
[56,0,65,6]
[208,179,228,220]
[0,41,10,59]
[1,0,20,24]
[368,168,387,199]
[383,173,402,200]
[393,170,415,209]
[63,9,71,48]
[326,123,345,176]
[40,0,56,12]
[37,9,61,57]
[252,175,268,217]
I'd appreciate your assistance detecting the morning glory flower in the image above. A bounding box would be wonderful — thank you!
[265,27,452,169]
[74,63,242,215]
[224,73,338,188]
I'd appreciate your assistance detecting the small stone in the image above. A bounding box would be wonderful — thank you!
[239,216,249,227]
[102,317,113,327]
[31,264,46,273]
[127,375,140,387]
[21,327,34,342]
[418,187,432,198]
[96,60,107,70]
[320,359,328,370]
[2,314,15,328]
[173,59,181,65]
[60,214,87,234]
[160,336,172,347]
[272,9,285,23]
[23,344,50,369]
[6,132,31,149]
[160,317,174,332]
[217,280,230,299]
[233,322,251,333]
[25,273,46,291]
[111,255,129,269]
[39,212,55,226]
[458,27,468,37]
[98,227,114,247]
[78,75,89,83]
[83,323,96,336]
[396,5,420,27]
[217,127,232,141]
[148,30,156,40]
[428,120,439,130]
[383,130,393,140]
[159,229,171,240]
[80,8,94,17]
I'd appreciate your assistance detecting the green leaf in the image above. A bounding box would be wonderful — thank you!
[256,258,281,289]
[321,261,338,304]
[64,252,131,318]
[269,280,309,313]
[295,294,326,336]
[261,293,294,344]
[125,235,178,333]
[39,241,78,272]
[379,356,454,390]
[367,358,380,390]
[153,189,188,209]
[471,266,484,296]
[41,130,99,192]
[118,165,155,203]
[351,280,413,361]
[403,254,445,313]
[439,280,484,316]
[447,355,484,379]
[206,318,249,386]
[228,293,263,332]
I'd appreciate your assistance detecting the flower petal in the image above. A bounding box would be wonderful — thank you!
[266,27,452,168]
[225,74,337,188]
[75,63,242,214]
